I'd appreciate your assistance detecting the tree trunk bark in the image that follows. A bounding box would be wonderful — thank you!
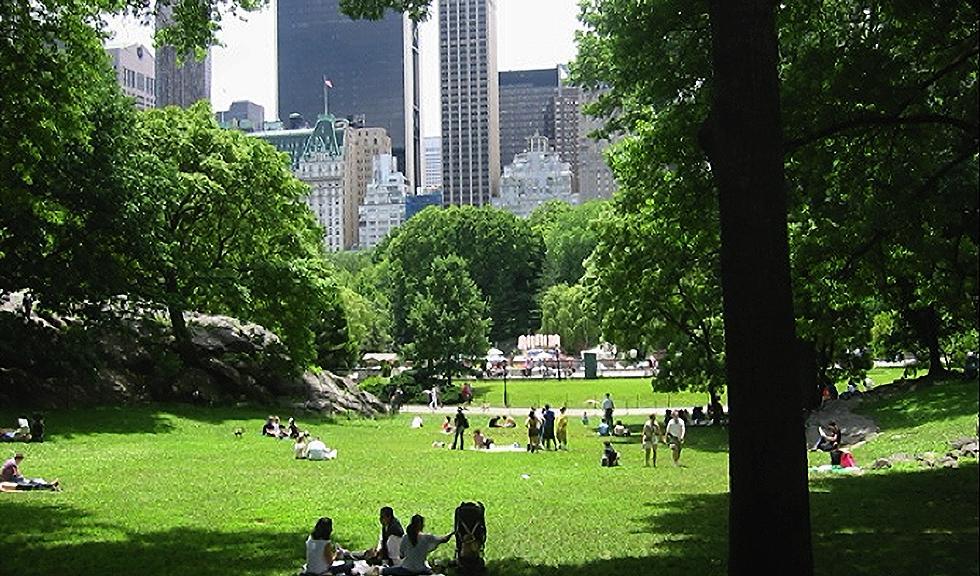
[702,1,814,574]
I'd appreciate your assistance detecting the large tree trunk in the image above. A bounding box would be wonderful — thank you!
[702,1,814,574]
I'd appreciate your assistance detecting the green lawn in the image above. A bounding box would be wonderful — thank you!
[0,376,976,576]
[463,367,905,409]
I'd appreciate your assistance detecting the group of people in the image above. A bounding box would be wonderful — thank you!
[1,452,60,491]
[1,414,44,443]
[524,405,568,452]
[600,411,688,468]
[262,415,302,440]
[809,420,858,468]
[300,508,452,576]
[259,416,338,461]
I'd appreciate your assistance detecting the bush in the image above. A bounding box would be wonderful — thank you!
[359,376,391,400]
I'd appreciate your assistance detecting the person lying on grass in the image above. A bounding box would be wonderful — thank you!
[301,517,353,576]
[377,514,453,576]
[1,453,60,491]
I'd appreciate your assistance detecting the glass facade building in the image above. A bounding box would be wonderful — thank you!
[277,0,420,191]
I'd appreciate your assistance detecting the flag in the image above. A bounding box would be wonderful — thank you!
[323,78,333,89]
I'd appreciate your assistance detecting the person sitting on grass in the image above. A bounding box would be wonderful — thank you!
[286,417,301,440]
[601,441,620,467]
[0,418,31,442]
[811,421,841,452]
[294,432,311,459]
[472,429,494,450]
[363,506,405,567]
[306,437,337,461]
[301,517,353,576]
[0,453,60,491]
[378,514,453,576]
[262,416,278,437]
[612,420,631,437]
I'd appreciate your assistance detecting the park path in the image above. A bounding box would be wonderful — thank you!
[396,403,722,417]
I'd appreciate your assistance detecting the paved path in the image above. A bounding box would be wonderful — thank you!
[395,403,726,417]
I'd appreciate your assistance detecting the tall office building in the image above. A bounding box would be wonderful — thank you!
[277,0,420,191]
[106,44,156,110]
[498,68,558,168]
[577,89,618,200]
[154,4,211,108]
[439,0,499,206]
[553,82,582,194]
[422,136,443,190]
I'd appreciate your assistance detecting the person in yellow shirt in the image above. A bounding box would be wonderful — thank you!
[556,406,569,450]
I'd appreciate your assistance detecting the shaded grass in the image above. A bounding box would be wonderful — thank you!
[0,376,976,576]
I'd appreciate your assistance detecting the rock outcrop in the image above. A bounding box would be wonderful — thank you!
[0,298,383,415]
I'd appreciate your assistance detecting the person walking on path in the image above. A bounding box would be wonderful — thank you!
[665,410,686,466]
[556,407,569,450]
[426,386,440,410]
[451,407,469,450]
[642,413,662,467]
[541,405,557,450]
[602,393,615,428]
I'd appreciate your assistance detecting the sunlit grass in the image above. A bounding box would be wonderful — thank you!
[0,375,975,576]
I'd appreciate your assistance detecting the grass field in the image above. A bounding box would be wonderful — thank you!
[463,367,907,410]
[0,375,976,576]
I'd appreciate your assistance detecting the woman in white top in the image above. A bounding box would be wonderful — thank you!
[302,517,352,575]
[381,514,453,575]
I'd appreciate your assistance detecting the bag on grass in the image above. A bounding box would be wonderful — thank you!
[454,501,487,575]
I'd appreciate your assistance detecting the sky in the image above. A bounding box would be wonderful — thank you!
[106,0,583,137]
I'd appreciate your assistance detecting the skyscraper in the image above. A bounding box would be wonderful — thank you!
[440,0,499,206]
[423,136,442,190]
[498,68,558,168]
[277,0,419,191]
[154,4,211,108]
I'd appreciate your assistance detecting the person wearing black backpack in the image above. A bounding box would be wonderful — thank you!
[452,407,469,450]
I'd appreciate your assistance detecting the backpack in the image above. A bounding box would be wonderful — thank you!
[454,501,487,575]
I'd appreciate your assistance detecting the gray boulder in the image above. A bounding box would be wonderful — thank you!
[302,370,386,416]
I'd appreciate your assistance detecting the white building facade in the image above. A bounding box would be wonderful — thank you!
[359,154,408,249]
[493,135,577,218]
[105,43,156,109]
[298,151,347,251]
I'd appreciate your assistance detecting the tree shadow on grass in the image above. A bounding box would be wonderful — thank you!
[808,462,979,576]
[0,499,338,576]
[0,404,371,440]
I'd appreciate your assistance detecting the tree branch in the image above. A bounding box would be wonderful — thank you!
[788,113,977,151]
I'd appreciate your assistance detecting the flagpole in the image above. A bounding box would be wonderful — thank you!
[323,77,329,117]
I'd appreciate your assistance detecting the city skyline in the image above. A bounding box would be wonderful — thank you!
[105,0,582,139]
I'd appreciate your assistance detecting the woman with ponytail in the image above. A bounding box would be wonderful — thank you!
[380,514,453,575]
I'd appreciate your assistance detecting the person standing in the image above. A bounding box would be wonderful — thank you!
[431,385,440,410]
[451,407,469,450]
[642,413,662,467]
[390,387,404,415]
[541,405,557,450]
[525,409,540,452]
[665,410,686,466]
[601,393,615,428]
[556,407,569,450]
